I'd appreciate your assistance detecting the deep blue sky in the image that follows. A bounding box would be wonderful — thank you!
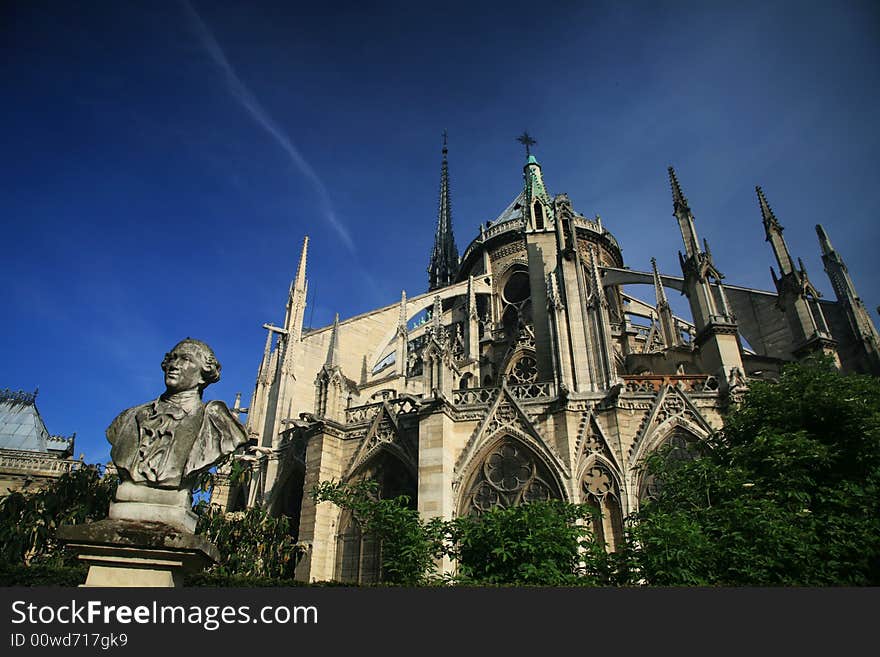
[3,0,879,466]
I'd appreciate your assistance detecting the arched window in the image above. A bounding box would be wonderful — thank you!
[334,450,416,584]
[638,430,702,502]
[534,201,545,230]
[581,461,624,551]
[461,436,562,515]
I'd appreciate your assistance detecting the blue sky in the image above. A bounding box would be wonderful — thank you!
[2,0,879,466]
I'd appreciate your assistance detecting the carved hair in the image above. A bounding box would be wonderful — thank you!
[161,338,222,386]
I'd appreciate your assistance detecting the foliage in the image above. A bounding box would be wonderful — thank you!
[311,480,445,586]
[312,480,627,586]
[191,453,249,497]
[184,571,350,587]
[0,466,117,567]
[446,500,614,586]
[631,357,880,585]
[0,562,89,587]
[194,503,306,580]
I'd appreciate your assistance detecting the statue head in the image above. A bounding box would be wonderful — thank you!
[161,338,221,395]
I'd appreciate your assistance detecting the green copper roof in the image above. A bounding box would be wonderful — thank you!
[527,155,539,165]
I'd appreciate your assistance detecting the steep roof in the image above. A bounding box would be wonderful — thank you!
[491,190,526,225]
[0,389,73,454]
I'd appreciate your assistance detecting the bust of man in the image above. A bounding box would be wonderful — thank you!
[105,339,247,531]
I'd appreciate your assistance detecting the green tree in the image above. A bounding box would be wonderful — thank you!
[446,500,618,586]
[631,357,880,585]
[311,480,444,586]
[0,466,117,567]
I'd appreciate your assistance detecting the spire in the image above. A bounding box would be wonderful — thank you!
[756,187,779,230]
[326,313,341,368]
[521,132,553,231]
[396,290,409,376]
[294,235,308,292]
[257,327,274,383]
[651,257,669,307]
[398,290,408,330]
[668,166,689,213]
[817,224,876,329]
[428,131,459,291]
[668,166,700,259]
[816,224,837,259]
[284,236,309,342]
[756,187,794,276]
[652,258,680,348]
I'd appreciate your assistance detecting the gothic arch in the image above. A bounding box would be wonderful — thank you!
[578,455,625,551]
[632,423,706,504]
[456,433,566,516]
[628,386,713,469]
[334,448,417,584]
[454,385,570,489]
[631,415,710,471]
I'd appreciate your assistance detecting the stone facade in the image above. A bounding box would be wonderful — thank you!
[212,145,880,583]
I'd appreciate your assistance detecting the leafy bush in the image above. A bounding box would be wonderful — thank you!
[195,504,306,580]
[0,562,89,587]
[446,500,606,586]
[313,481,627,586]
[312,480,444,586]
[631,357,880,585]
[0,466,117,567]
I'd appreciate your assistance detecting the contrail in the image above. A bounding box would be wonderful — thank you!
[180,0,356,253]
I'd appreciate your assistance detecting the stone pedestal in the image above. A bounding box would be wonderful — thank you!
[58,518,219,587]
[108,481,199,533]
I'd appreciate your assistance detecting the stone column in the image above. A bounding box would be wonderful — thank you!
[417,406,457,575]
[294,427,344,582]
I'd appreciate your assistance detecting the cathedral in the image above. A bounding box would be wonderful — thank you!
[211,136,880,583]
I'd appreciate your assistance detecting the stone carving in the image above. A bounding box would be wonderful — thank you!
[106,338,248,532]
[464,439,560,513]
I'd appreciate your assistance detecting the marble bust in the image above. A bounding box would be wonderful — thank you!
[105,338,248,532]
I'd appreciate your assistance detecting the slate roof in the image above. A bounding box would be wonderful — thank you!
[490,190,526,225]
[0,389,73,455]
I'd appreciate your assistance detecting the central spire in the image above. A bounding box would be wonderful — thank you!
[428,131,459,291]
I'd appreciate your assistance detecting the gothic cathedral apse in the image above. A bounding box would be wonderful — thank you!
[211,134,880,583]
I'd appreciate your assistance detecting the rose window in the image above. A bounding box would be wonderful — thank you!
[485,443,533,492]
[507,355,538,385]
[464,438,562,514]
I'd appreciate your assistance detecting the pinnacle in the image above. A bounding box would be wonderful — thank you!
[294,235,309,291]
[668,166,689,209]
[326,313,341,367]
[816,224,835,255]
[756,187,780,229]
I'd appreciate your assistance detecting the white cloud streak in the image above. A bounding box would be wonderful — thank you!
[180,0,355,253]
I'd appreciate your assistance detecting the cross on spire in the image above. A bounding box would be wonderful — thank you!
[517,131,537,158]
